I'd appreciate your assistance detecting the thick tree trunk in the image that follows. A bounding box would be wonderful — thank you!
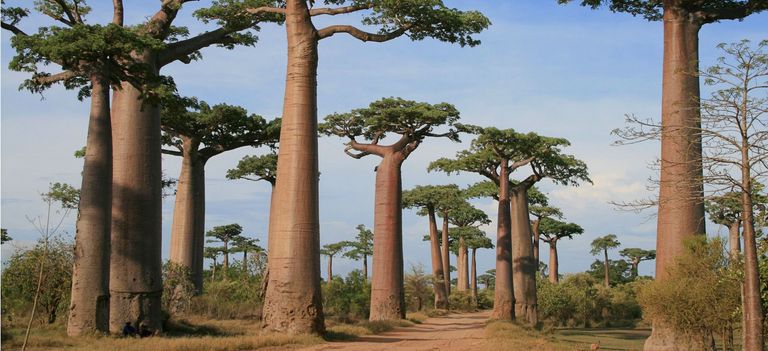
[457,238,469,291]
[327,255,333,281]
[369,155,406,321]
[169,139,206,293]
[261,0,324,334]
[470,248,478,303]
[603,248,610,288]
[428,209,449,309]
[728,221,741,258]
[646,9,711,351]
[441,213,451,297]
[531,219,540,268]
[510,186,537,324]
[109,62,163,333]
[67,74,111,336]
[740,144,764,350]
[492,162,515,320]
[548,240,558,284]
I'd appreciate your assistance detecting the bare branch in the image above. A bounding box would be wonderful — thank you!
[245,7,286,15]
[317,24,411,42]
[310,4,372,16]
[1,22,27,36]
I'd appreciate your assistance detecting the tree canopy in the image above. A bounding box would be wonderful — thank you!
[341,224,374,262]
[539,218,584,242]
[226,152,278,185]
[557,0,768,23]
[161,98,280,160]
[590,234,621,255]
[320,97,461,160]
[429,125,590,188]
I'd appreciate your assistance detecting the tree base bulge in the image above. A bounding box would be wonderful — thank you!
[262,285,324,335]
[369,293,405,321]
[515,303,538,325]
[108,291,162,334]
[644,323,715,351]
[491,300,515,321]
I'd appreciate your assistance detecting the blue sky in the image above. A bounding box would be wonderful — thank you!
[2,1,766,279]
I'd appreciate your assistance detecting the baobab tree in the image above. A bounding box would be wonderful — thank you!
[538,218,583,283]
[162,97,279,292]
[320,98,462,321]
[464,229,493,303]
[706,186,767,258]
[619,248,656,278]
[559,2,767,348]
[203,247,224,282]
[320,242,347,282]
[430,126,590,323]
[528,191,563,265]
[253,0,488,333]
[402,185,457,309]
[231,236,264,275]
[447,202,490,292]
[206,224,245,277]
[104,1,280,333]
[590,234,621,288]
[2,1,162,335]
[341,224,374,282]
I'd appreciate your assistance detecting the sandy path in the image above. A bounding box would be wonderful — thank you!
[299,310,490,351]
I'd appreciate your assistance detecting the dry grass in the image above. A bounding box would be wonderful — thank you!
[1,320,323,351]
[484,321,571,351]
[405,312,429,324]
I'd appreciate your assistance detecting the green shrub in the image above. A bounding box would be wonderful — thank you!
[189,277,263,319]
[322,269,371,322]
[448,290,475,312]
[637,237,740,342]
[1,236,73,325]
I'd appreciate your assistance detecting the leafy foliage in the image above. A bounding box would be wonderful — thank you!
[637,237,741,340]
[323,270,371,321]
[430,125,590,188]
[587,259,633,286]
[226,152,278,185]
[162,97,280,160]
[162,261,196,317]
[1,236,73,324]
[341,224,374,263]
[404,265,433,312]
[557,0,768,22]
[320,97,462,160]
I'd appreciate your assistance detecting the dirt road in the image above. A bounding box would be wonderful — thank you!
[299,310,490,351]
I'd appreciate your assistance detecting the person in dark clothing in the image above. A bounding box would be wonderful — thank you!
[122,322,137,337]
[138,323,153,338]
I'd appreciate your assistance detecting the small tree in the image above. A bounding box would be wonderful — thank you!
[404,264,432,312]
[463,229,493,303]
[230,236,264,276]
[528,191,563,265]
[2,236,73,325]
[320,242,347,282]
[590,234,622,288]
[447,202,490,293]
[203,247,224,282]
[206,224,244,275]
[619,248,656,278]
[1,228,11,244]
[341,224,374,282]
[539,218,583,283]
[402,185,460,309]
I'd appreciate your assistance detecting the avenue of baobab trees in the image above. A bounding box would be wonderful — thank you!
[1,1,766,351]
